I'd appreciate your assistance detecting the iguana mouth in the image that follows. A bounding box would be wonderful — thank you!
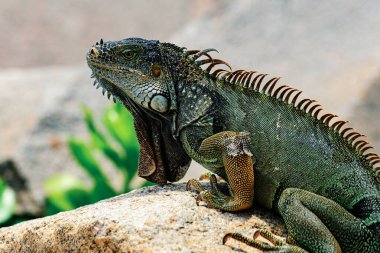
[86,50,148,80]
[90,61,148,80]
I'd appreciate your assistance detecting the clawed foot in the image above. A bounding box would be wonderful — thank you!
[223,229,307,253]
[186,173,225,195]
[186,173,231,209]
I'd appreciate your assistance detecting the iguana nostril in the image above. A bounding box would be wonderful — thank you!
[90,47,99,57]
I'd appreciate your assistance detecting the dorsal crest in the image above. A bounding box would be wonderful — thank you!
[185,48,380,182]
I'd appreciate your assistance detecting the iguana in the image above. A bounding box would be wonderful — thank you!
[86,37,380,252]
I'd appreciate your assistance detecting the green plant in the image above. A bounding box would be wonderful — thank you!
[44,102,152,215]
[0,178,16,225]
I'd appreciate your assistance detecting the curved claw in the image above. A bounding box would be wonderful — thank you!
[253,229,285,246]
[185,180,193,191]
[223,233,234,245]
[223,231,307,253]
[186,178,204,193]
[196,194,203,206]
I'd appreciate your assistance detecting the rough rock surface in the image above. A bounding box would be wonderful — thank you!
[0,184,285,253]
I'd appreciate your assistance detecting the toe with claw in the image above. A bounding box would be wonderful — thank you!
[223,230,307,253]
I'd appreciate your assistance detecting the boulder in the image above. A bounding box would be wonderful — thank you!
[0,184,285,253]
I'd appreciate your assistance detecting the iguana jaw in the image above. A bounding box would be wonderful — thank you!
[88,59,149,80]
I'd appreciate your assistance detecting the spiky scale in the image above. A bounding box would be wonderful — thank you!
[331,120,348,132]
[196,58,213,66]
[324,114,337,125]
[303,99,315,111]
[313,108,323,118]
[239,71,251,85]
[365,153,379,158]
[341,127,353,137]
[308,104,321,115]
[291,90,302,105]
[360,146,374,153]
[236,71,249,84]
[319,113,333,123]
[185,49,200,57]
[347,133,364,143]
[192,48,218,60]
[255,74,268,90]
[267,77,281,95]
[283,88,298,102]
[370,159,380,166]
[297,99,313,110]
[211,68,229,77]
[207,59,232,73]
[355,140,369,150]
[272,85,288,98]
[244,71,256,87]
[278,87,292,101]
[368,156,380,162]
[262,77,279,94]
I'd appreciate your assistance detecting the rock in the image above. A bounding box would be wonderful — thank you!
[0,184,286,253]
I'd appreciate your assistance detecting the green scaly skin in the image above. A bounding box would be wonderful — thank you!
[86,37,380,252]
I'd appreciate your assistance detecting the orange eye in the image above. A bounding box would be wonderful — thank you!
[151,64,161,77]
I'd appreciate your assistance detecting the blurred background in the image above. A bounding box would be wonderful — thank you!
[1,0,380,226]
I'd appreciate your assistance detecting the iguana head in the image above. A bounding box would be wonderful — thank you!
[86,38,192,184]
[86,37,177,113]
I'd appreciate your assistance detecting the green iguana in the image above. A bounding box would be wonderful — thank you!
[86,37,380,252]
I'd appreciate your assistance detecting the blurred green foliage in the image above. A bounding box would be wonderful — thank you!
[44,102,152,215]
[0,178,16,224]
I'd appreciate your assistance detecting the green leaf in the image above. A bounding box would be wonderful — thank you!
[82,105,100,136]
[68,138,117,195]
[103,103,140,190]
[69,138,107,182]
[103,103,139,151]
[89,125,124,170]
[44,173,89,214]
[0,179,16,224]
[83,104,125,172]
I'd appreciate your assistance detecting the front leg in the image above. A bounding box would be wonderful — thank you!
[184,130,255,211]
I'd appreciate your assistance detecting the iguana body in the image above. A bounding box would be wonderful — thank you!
[86,38,380,252]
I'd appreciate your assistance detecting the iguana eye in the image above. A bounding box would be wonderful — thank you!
[121,48,136,60]
[124,50,135,59]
